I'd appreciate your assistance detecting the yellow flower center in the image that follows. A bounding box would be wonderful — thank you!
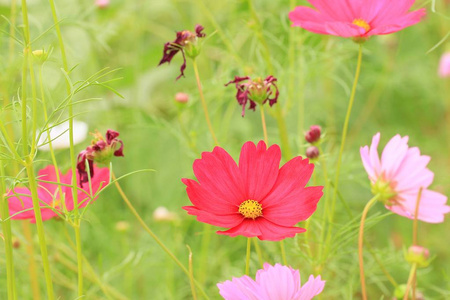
[352,18,371,32]
[238,200,263,219]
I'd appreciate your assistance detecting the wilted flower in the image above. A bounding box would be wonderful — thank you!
[217,263,325,300]
[438,52,450,78]
[183,141,323,241]
[225,76,279,117]
[289,0,426,42]
[38,121,88,151]
[7,165,109,222]
[360,133,450,223]
[405,245,430,268]
[158,24,206,80]
[175,92,189,103]
[305,125,321,144]
[77,129,124,187]
[306,146,319,160]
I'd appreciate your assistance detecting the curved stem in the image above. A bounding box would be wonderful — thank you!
[112,172,210,299]
[413,188,423,246]
[260,105,269,144]
[330,44,363,222]
[358,194,379,300]
[403,263,418,300]
[245,238,252,275]
[192,60,219,146]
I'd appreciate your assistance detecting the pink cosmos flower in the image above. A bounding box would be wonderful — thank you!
[360,133,450,223]
[182,141,323,241]
[95,0,109,9]
[217,263,325,300]
[7,165,110,222]
[289,0,426,39]
[438,52,450,78]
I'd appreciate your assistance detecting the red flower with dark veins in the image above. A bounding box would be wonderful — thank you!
[182,141,323,241]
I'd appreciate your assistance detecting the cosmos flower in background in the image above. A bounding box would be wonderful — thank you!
[289,0,426,41]
[438,52,450,78]
[182,141,323,241]
[158,25,206,80]
[225,76,279,117]
[7,165,110,222]
[77,129,124,187]
[95,0,109,9]
[217,263,325,300]
[360,133,450,223]
[38,121,88,151]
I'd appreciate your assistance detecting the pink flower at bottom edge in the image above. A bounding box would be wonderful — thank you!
[360,133,450,223]
[182,141,323,241]
[6,165,110,222]
[289,0,426,39]
[217,263,325,300]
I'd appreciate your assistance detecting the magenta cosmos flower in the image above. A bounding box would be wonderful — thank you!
[218,263,325,300]
[7,165,110,222]
[182,141,323,241]
[289,0,426,39]
[360,133,450,223]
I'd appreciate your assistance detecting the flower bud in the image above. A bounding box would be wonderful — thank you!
[175,92,189,104]
[32,49,50,64]
[305,125,321,144]
[153,206,178,222]
[306,146,319,160]
[405,245,430,268]
[115,221,130,232]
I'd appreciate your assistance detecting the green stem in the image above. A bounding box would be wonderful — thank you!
[112,172,210,300]
[192,60,219,146]
[403,263,418,300]
[25,160,55,299]
[358,194,379,300]
[260,105,269,144]
[74,224,83,297]
[280,240,287,266]
[245,238,252,275]
[253,239,264,268]
[0,164,17,300]
[322,44,363,263]
[186,246,198,300]
[22,221,41,300]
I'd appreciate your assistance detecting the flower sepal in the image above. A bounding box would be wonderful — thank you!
[371,179,397,205]
[405,245,431,268]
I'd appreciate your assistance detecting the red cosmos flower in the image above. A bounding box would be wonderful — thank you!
[7,165,109,222]
[182,141,323,241]
[289,0,426,40]
[77,129,123,187]
[225,76,279,117]
[158,24,206,80]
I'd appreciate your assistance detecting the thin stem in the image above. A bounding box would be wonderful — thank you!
[403,263,418,300]
[25,160,55,299]
[74,225,83,297]
[245,238,252,275]
[413,188,423,246]
[186,246,198,300]
[280,240,287,266]
[112,172,210,299]
[22,222,41,300]
[192,60,219,146]
[253,239,264,268]
[260,105,268,144]
[358,194,379,300]
[0,164,16,300]
[366,243,398,288]
[323,44,363,262]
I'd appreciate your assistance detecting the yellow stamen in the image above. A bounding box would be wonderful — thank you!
[352,18,371,32]
[238,200,263,219]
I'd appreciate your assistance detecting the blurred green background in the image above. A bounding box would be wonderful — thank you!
[0,0,449,298]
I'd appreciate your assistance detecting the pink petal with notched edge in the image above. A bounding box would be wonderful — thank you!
[297,275,326,300]
[360,145,376,181]
[380,135,409,179]
[369,133,381,176]
[239,141,281,202]
[217,219,262,238]
[217,276,261,300]
[183,206,243,228]
[256,263,300,299]
[255,219,306,241]
[387,189,450,223]
[369,9,426,36]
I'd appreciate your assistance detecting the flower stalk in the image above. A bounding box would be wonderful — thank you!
[245,238,252,275]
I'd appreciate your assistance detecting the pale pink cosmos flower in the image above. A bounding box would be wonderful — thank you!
[217,263,325,300]
[438,52,450,78]
[289,0,426,39]
[360,133,450,223]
